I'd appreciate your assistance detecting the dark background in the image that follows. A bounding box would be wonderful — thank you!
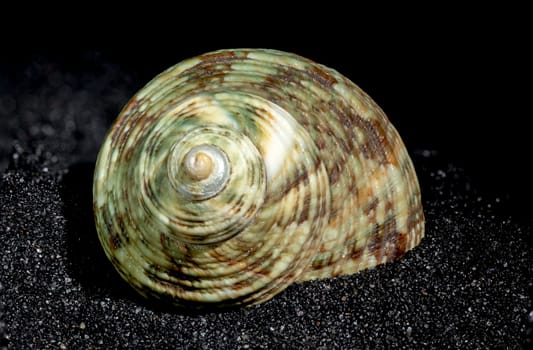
[1,10,529,221]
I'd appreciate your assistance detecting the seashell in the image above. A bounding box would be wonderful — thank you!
[93,49,424,308]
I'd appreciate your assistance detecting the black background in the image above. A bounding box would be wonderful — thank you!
[1,10,529,221]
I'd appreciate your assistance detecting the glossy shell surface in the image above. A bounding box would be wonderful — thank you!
[93,49,424,307]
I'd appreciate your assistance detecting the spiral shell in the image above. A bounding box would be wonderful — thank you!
[93,49,424,308]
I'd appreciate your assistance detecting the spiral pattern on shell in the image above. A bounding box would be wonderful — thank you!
[93,49,424,307]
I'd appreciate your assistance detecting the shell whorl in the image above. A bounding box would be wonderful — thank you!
[170,142,231,201]
[93,49,424,307]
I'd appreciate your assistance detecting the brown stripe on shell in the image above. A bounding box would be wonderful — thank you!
[308,65,338,88]
[199,50,238,63]
[327,101,394,165]
[267,168,309,202]
[366,216,396,255]
[297,189,312,225]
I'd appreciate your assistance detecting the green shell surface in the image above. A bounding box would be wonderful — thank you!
[93,49,425,308]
